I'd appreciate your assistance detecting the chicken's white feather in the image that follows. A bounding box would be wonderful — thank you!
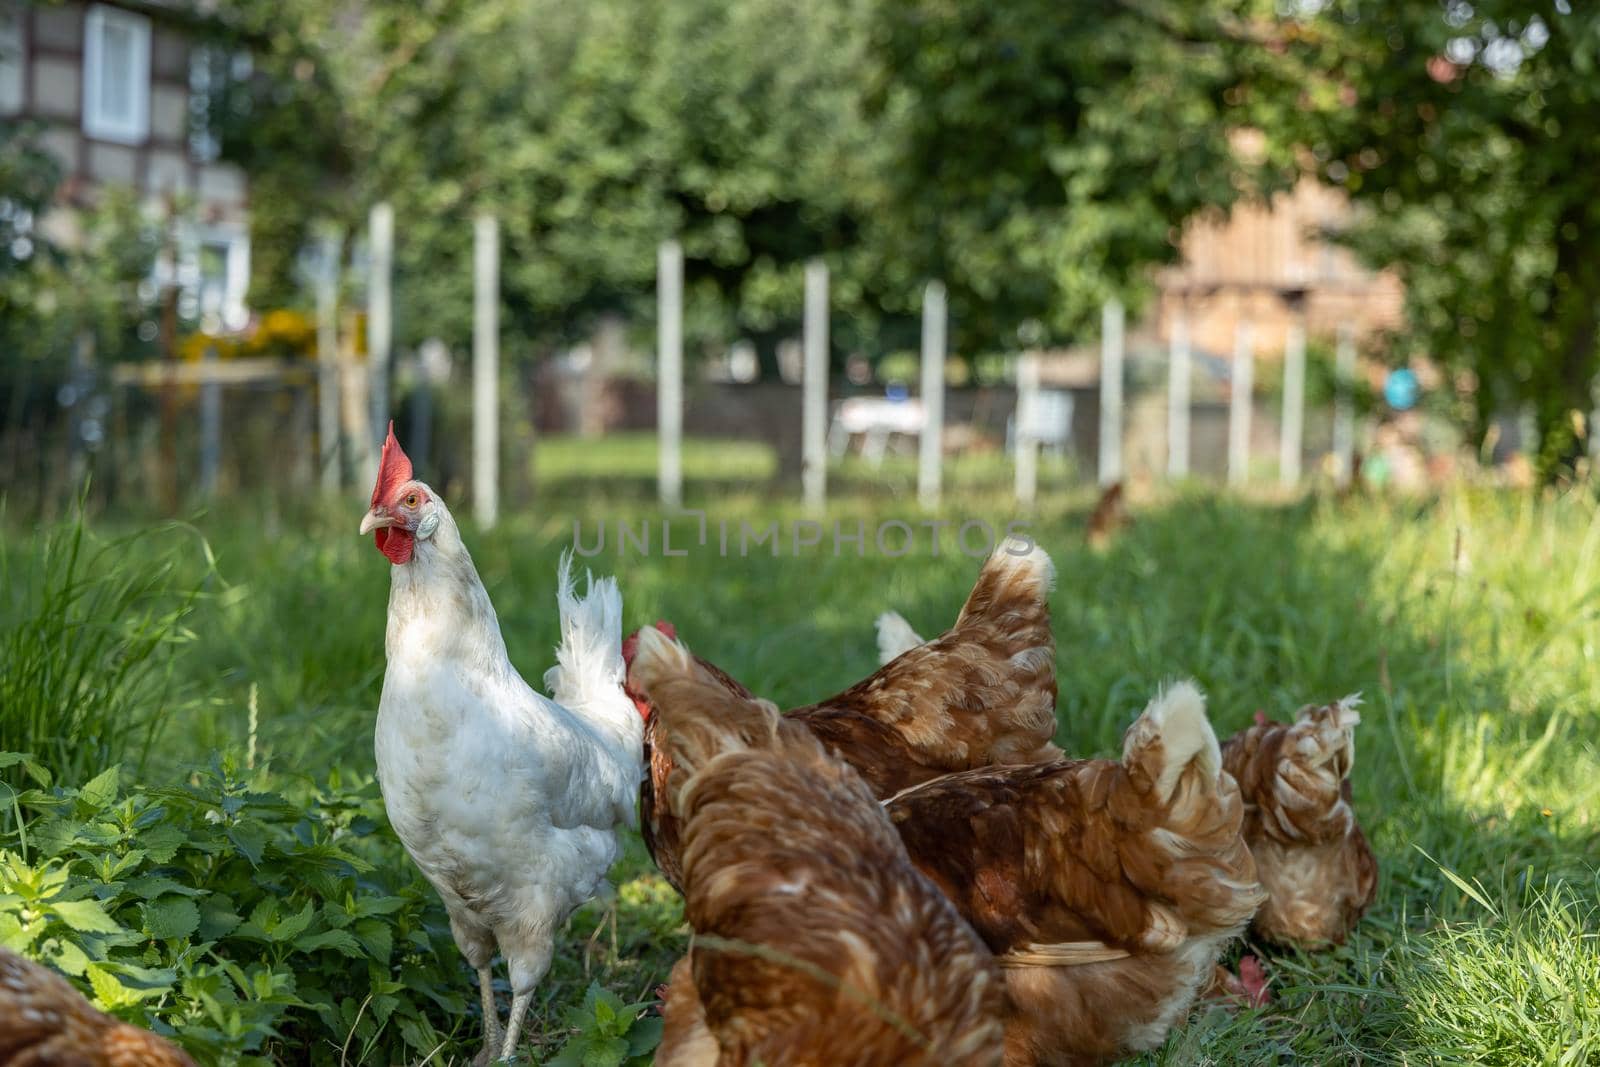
[874,610,925,666]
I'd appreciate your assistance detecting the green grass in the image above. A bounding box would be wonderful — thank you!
[4,464,1600,1063]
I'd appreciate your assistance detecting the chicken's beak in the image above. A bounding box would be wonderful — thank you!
[360,507,395,536]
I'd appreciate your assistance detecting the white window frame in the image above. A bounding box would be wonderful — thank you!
[0,5,27,117]
[82,4,151,144]
[186,222,251,332]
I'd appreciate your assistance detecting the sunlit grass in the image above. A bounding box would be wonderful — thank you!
[3,480,1598,1062]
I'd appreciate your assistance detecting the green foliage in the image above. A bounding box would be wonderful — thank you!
[0,511,204,785]
[1265,2,1600,478]
[546,981,661,1067]
[0,756,467,1065]
[0,123,162,372]
[863,1,1279,349]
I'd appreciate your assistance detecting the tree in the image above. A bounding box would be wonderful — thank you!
[209,0,894,370]
[1266,1,1600,478]
[861,0,1284,351]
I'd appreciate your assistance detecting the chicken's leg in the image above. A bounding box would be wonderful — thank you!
[476,966,503,1062]
[499,990,532,1061]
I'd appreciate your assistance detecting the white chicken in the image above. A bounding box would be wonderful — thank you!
[359,424,644,1063]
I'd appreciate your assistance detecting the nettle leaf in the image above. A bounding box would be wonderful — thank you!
[198,898,245,941]
[583,1034,630,1067]
[125,875,205,901]
[627,1014,663,1058]
[227,822,270,867]
[353,895,408,919]
[107,848,147,879]
[137,825,188,864]
[85,961,166,1009]
[49,897,124,934]
[0,909,32,952]
[76,766,122,813]
[44,936,92,976]
[272,901,316,942]
[353,918,393,964]
[29,819,90,858]
[294,929,364,957]
[143,896,201,940]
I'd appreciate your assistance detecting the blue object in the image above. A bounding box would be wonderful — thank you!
[886,383,909,402]
[1384,368,1420,411]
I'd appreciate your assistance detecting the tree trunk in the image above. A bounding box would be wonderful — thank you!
[1534,210,1600,482]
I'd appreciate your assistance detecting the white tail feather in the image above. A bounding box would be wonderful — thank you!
[1123,680,1220,800]
[874,611,926,665]
[986,534,1057,594]
[545,550,627,721]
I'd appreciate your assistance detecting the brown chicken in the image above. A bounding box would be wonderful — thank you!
[886,682,1265,1066]
[0,948,196,1067]
[873,611,1378,955]
[1219,697,1377,946]
[628,626,1005,1067]
[626,537,1060,888]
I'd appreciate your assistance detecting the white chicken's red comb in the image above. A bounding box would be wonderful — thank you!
[371,421,414,508]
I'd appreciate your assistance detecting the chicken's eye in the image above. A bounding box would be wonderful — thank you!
[404,492,420,509]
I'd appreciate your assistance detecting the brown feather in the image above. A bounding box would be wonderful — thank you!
[640,540,1060,889]
[886,685,1264,1066]
[0,948,196,1067]
[1220,697,1378,946]
[631,629,1005,1067]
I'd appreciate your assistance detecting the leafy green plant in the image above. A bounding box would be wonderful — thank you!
[0,755,470,1065]
[546,981,662,1067]
[0,510,204,785]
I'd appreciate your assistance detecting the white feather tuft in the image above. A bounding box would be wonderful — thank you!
[874,610,925,666]
[986,534,1057,594]
[1125,680,1220,799]
[544,550,625,718]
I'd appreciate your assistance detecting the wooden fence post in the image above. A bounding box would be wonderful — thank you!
[473,213,500,529]
[1228,321,1254,487]
[1280,312,1307,488]
[1099,298,1124,486]
[657,239,684,508]
[198,346,221,498]
[918,279,947,508]
[365,202,393,485]
[1168,307,1190,479]
[802,258,829,511]
[1015,351,1040,506]
[1332,323,1356,486]
[316,235,341,491]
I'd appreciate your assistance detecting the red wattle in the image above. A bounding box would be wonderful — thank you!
[376,527,415,565]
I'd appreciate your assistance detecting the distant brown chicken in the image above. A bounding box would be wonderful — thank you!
[629,626,1005,1067]
[626,537,1060,889]
[1220,698,1378,946]
[0,948,196,1067]
[886,683,1265,1066]
[1085,481,1130,549]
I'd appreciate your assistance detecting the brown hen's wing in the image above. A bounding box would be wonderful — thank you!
[889,683,1261,959]
[639,651,756,891]
[1221,697,1377,945]
[887,684,1264,1065]
[0,948,196,1067]
[628,627,1005,1067]
[800,536,1060,792]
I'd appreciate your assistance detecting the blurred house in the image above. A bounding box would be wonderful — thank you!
[0,0,250,330]
[1156,177,1405,359]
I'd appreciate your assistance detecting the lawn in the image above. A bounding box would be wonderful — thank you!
[3,458,1598,1063]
